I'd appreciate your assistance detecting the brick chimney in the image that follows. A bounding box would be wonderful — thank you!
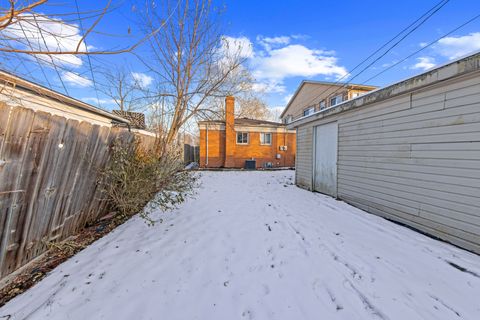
[224,96,235,167]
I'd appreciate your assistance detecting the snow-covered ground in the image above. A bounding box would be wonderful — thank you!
[2,171,480,320]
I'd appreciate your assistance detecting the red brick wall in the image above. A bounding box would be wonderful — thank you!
[199,128,225,168]
[231,131,296,168]
[200,128,296,169]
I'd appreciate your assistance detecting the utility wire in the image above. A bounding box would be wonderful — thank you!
[361,12,480,84]
[74,0,102,108]
[31,14,70,95]
[300,0,450,110]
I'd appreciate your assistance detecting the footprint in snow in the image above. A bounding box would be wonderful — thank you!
[263,284,270,295]
[242,309,254,319]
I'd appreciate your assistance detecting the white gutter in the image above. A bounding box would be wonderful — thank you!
[288,50,480,128]
[206,125,209,166]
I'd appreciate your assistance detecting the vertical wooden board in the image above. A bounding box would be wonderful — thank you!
[8,111,51,272]
[56,121,95,237]
[0,103,12,275]
[38,118,80,244]
[0,107,35,277]
[85,126,114,222]
[22,115,67,261]
[68,124,104,228]
[0,107,35,190]
[0,103,12,152]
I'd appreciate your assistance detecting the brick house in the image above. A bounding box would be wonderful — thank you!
[199,96,296,169]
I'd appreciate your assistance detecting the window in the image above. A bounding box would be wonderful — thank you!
[284,115,293,124]
[303,106,315,116]
[330,95,343,107]
[236,132,249,144]
[260,133,272,145]
[320,100,326,110]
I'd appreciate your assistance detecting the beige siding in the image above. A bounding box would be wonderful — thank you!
[284,83,332,120]
[295,126,313,189]
[294,71,480,253]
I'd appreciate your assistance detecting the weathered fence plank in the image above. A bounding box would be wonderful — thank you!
[0,104,154,279]
[0,107,35,276]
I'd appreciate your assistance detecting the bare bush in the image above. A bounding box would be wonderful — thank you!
[99,137,197,225]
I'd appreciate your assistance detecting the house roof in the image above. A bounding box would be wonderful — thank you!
[289,50,480,128]
[279,80,377,118]
[0,69,129,124]
[234,117,284,127]
[198,117,285,127]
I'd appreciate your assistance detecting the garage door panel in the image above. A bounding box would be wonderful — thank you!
[314,122,338,197]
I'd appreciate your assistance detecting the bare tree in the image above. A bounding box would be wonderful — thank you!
[100,68,149,112]
[0,0,169,99]
[0,0,149,56]
[137,0,251,146]
[236,96,272,120]
[0,1,47,32]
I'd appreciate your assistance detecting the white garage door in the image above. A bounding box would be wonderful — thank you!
[313,122,338,197]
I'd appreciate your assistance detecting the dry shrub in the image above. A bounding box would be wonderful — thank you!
[99,137,196,224]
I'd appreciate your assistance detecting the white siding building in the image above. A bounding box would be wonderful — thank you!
[290,52,480,254]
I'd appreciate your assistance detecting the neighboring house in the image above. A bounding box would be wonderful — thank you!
[199,96,296,169]
[280,80,377,123]
[289,52,480,254]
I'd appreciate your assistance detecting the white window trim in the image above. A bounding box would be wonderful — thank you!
[236,132,249,145]
[260,132,272,145]
[330,95,343,107]
[303,106,315,116]
[320,100,326,110]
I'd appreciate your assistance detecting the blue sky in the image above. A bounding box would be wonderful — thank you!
[218,0,480,108]
[3,0,480,113]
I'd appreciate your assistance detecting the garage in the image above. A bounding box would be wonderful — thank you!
[291,52,480,254]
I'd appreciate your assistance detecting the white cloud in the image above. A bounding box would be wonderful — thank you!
[381,60,398,68]
[257,35,290,50]
[2,14,88,68]
[411,56,436,71]
[252,81,286,93]
[291,34,309,41]
[223,35,347,94]
[131,72,153,88]
[252,44,348,81]
[62,71,92,87]
[434,32,480,59]
[283,93,294,105]
[82,97,116,105]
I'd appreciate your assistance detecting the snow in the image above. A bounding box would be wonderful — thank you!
[2,171,480,320]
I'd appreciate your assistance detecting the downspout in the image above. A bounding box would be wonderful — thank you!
[206,125,209,166]
[284,127,286,167]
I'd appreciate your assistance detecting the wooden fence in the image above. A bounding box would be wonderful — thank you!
[0,103,153,279]
[184,144,199,164]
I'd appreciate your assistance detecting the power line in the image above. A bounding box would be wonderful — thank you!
[300,0,450,110]
[31,13,70,95]
[74,0,102,108]
[361,12,480,84]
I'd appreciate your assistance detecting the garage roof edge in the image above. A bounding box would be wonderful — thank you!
[289,50,480,128]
